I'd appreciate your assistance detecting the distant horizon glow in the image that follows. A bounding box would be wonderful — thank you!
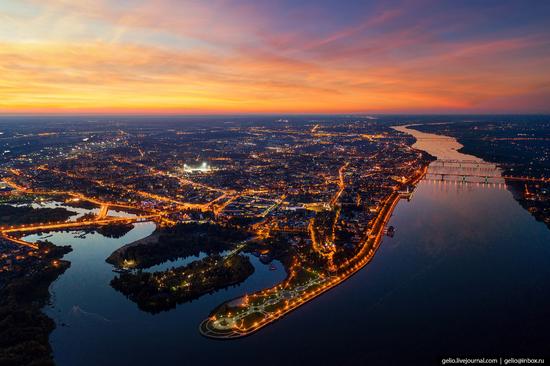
[1,0,550,114]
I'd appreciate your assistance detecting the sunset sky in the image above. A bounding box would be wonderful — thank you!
[1,0,550,114]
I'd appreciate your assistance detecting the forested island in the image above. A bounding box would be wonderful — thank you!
[94,222,134,239]
[110,254,254,313]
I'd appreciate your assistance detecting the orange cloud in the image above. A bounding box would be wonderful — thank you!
[0,40,472,113]
[1,0,549,113]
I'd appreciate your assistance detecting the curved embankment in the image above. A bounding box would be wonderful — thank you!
[199,167,428,339]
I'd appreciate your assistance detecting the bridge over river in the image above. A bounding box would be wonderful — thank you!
[426,159,505,184]
[426,159,548,184]
[393,126,548,185]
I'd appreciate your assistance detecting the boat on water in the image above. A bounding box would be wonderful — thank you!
[386,225,395,237]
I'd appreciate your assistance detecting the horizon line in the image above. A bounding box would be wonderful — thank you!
[1,112,550,118]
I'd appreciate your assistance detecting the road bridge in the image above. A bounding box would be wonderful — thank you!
[97,204,109,219]
[423,178,507,189]
[427,159,548,184]
[0,214,159,249]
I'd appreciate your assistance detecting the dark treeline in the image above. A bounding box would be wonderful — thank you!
[0,243,71,366]
[111,254,254,313]
[0,205,75,226]
[107,222,250,269]
[94,222,134,239]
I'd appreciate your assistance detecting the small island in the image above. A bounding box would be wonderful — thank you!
[94,222,134,239]
[110,254,254,313]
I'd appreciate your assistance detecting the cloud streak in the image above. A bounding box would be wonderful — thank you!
[1,0,549,113]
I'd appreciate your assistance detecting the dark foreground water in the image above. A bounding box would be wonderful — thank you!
[29,142,550,366]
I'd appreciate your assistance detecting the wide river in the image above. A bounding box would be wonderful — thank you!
[32,126,550,365]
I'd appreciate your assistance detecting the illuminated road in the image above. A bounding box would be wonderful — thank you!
[45,166,209,211]
[199,167,428,339]
[2,173,146,213]
[329,163,349,208]
[97,204,109,219]
[1,215,159,249]
[2,215,158,234]
[1,173,161,250]
[309,163,349,266]
[1,232,39,249]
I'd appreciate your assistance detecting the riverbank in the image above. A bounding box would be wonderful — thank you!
[0,242,71,366]
[111,254,255,313]
[392,124,482,162]
[399,123,550,230]
[200,167,427,339]
[0,204,76,226]
[106,222,248,269]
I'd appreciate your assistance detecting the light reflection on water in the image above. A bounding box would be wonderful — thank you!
[23,127,550,365]
[10,200,137,222]
[26,221,287,366]
[141,252,209,273]
[37,177,550,366]
[11,201,99,221]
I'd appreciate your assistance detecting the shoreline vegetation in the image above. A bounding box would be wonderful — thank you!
[106,222,256,312]
[93,222,134,239]
[0,194,138,366]
[0,205,76,226]
[106,222,249,269]
[0,241,71,366]
[110,254,254,313]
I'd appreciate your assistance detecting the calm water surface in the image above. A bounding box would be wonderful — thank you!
[32,127,550,365]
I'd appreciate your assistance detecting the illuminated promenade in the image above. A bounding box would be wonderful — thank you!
[199,167,427,339]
